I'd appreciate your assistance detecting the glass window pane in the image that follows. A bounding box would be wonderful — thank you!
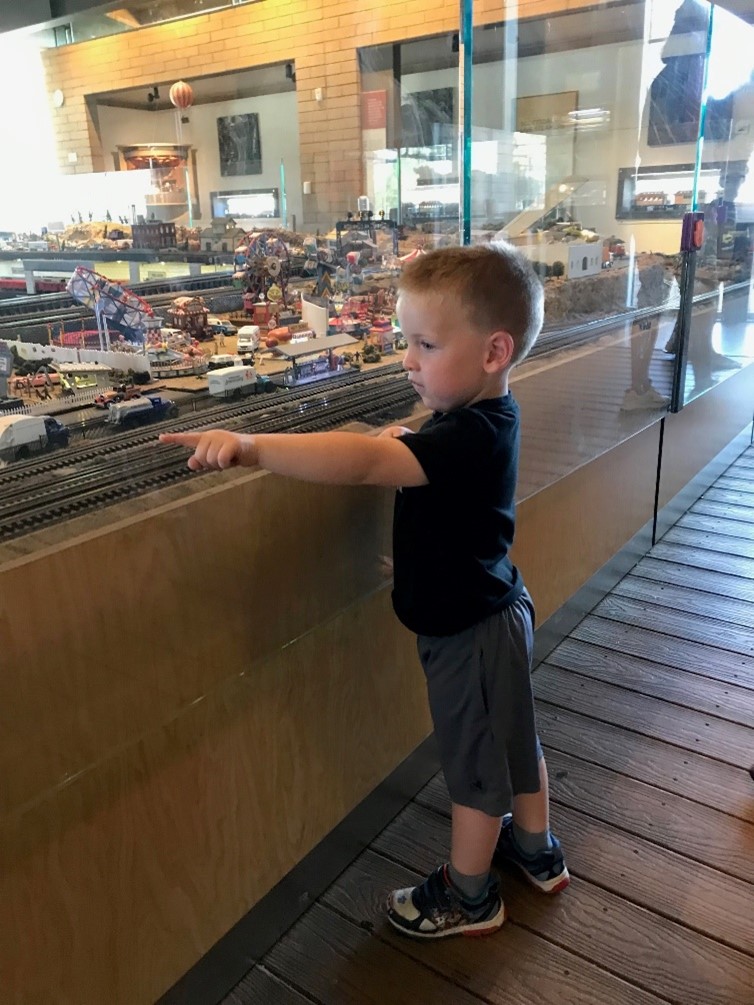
[677,1,754,407]
[470,2,685,498]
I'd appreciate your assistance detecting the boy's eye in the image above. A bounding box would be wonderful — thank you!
[420,340,435,351]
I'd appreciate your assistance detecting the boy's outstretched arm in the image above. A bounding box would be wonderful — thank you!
[159,428,428,488]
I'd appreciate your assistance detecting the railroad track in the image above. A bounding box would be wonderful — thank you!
[0,368,414,542]
[0,286,243,346]
[0,271,236,319]
[0,363,406,479]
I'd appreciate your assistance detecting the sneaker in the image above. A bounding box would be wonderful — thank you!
[494,815,570,894]
[386,864,505,939]
[642,385,672,405]
[621,387,670,411]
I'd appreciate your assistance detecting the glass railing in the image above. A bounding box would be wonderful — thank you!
[673,1,754,407]
[466,0,686,497]
[0,0,752,516]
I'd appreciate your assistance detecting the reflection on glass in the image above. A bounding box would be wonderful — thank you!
[462,1,689,498]
[675,0,754,405]
[360,36,460,241]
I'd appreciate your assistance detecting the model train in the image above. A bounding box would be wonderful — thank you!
[0,276,69,297]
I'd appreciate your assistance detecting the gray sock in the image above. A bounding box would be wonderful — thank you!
[512,821,553,856]
[447,863,491,903]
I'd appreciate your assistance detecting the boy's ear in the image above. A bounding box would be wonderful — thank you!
[485,330,515,372]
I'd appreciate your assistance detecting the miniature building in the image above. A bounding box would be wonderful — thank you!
[367,317,396,352]
[199,218,247,253]
[567,242,603,279]
[132,222,177,250]
[166,295,209,336]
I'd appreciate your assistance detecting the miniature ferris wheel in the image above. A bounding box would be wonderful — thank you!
[66,266,154,349]
[243,231,291,305]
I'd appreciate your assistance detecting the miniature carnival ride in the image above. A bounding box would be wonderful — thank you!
[239,231,292,307]
[66,266,154,348]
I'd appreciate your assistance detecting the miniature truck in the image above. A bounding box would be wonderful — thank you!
[0,414,69,463]
[235,325,261,354]
[106,395,178,426]
[207,365,276,399]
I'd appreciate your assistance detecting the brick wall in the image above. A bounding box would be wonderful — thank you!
[42,0,572,227]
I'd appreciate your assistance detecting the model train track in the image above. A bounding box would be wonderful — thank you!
[0,363,406,486]
[0,365,405,489]
[0,271,236,318]
[0,377,416,542]
[0,286,243,343]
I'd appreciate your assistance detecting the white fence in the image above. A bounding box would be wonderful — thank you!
[8,340,152,374]
[2,386,102,417]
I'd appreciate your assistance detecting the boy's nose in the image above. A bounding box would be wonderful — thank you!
[402,349,416,371]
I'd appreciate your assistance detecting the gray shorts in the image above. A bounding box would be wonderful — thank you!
[417,589,542,817]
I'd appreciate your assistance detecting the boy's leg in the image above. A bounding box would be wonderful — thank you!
[511,753,549,843]
[448,802,501,902]
[386,802,505,939]
[450,802,501,875]
[494,753,570,894]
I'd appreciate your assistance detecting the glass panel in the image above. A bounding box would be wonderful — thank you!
[469,2,685,499]
[28,1,262,48]
[4,0,751,535]
[0,1,466,539]
[359,34,460,244]
[676,1,754,406]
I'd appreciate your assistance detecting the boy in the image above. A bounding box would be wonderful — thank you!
[160,243,569,940]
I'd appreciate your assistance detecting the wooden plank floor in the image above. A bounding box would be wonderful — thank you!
[223,446,754,1005]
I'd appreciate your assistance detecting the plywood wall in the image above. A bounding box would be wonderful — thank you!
[0,470,430,1003]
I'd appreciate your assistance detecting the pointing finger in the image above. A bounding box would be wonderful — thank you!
[159,432,203,447]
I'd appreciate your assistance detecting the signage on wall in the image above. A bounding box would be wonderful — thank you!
[362,90,387,130]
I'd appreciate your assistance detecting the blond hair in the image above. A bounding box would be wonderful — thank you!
[398,243,544,365]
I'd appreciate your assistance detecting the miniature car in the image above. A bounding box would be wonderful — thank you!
[94,385,142,408]
[207,354,244,370]
[207,316,238,336]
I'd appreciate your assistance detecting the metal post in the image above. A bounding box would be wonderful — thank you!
[459,0,473,246]
[670,211,704,413]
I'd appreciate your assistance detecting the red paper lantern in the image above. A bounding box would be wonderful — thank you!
[169,81,194,110]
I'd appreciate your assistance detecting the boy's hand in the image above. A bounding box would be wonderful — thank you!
[378,554,394,579]
[159,430,253,470]
[379,425,413,439]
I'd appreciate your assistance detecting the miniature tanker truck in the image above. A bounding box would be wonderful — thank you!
[0,414,70,463]
[106,395,178,426]
[207,365,276,399]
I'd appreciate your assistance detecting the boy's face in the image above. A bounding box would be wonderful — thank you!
[397,290,510,413]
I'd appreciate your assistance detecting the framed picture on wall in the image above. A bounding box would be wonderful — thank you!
[400,87,455,149]
[516,91,578,133]
[217,113,262,176]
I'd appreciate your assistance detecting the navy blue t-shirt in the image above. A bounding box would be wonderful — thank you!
[392,395,524,636]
